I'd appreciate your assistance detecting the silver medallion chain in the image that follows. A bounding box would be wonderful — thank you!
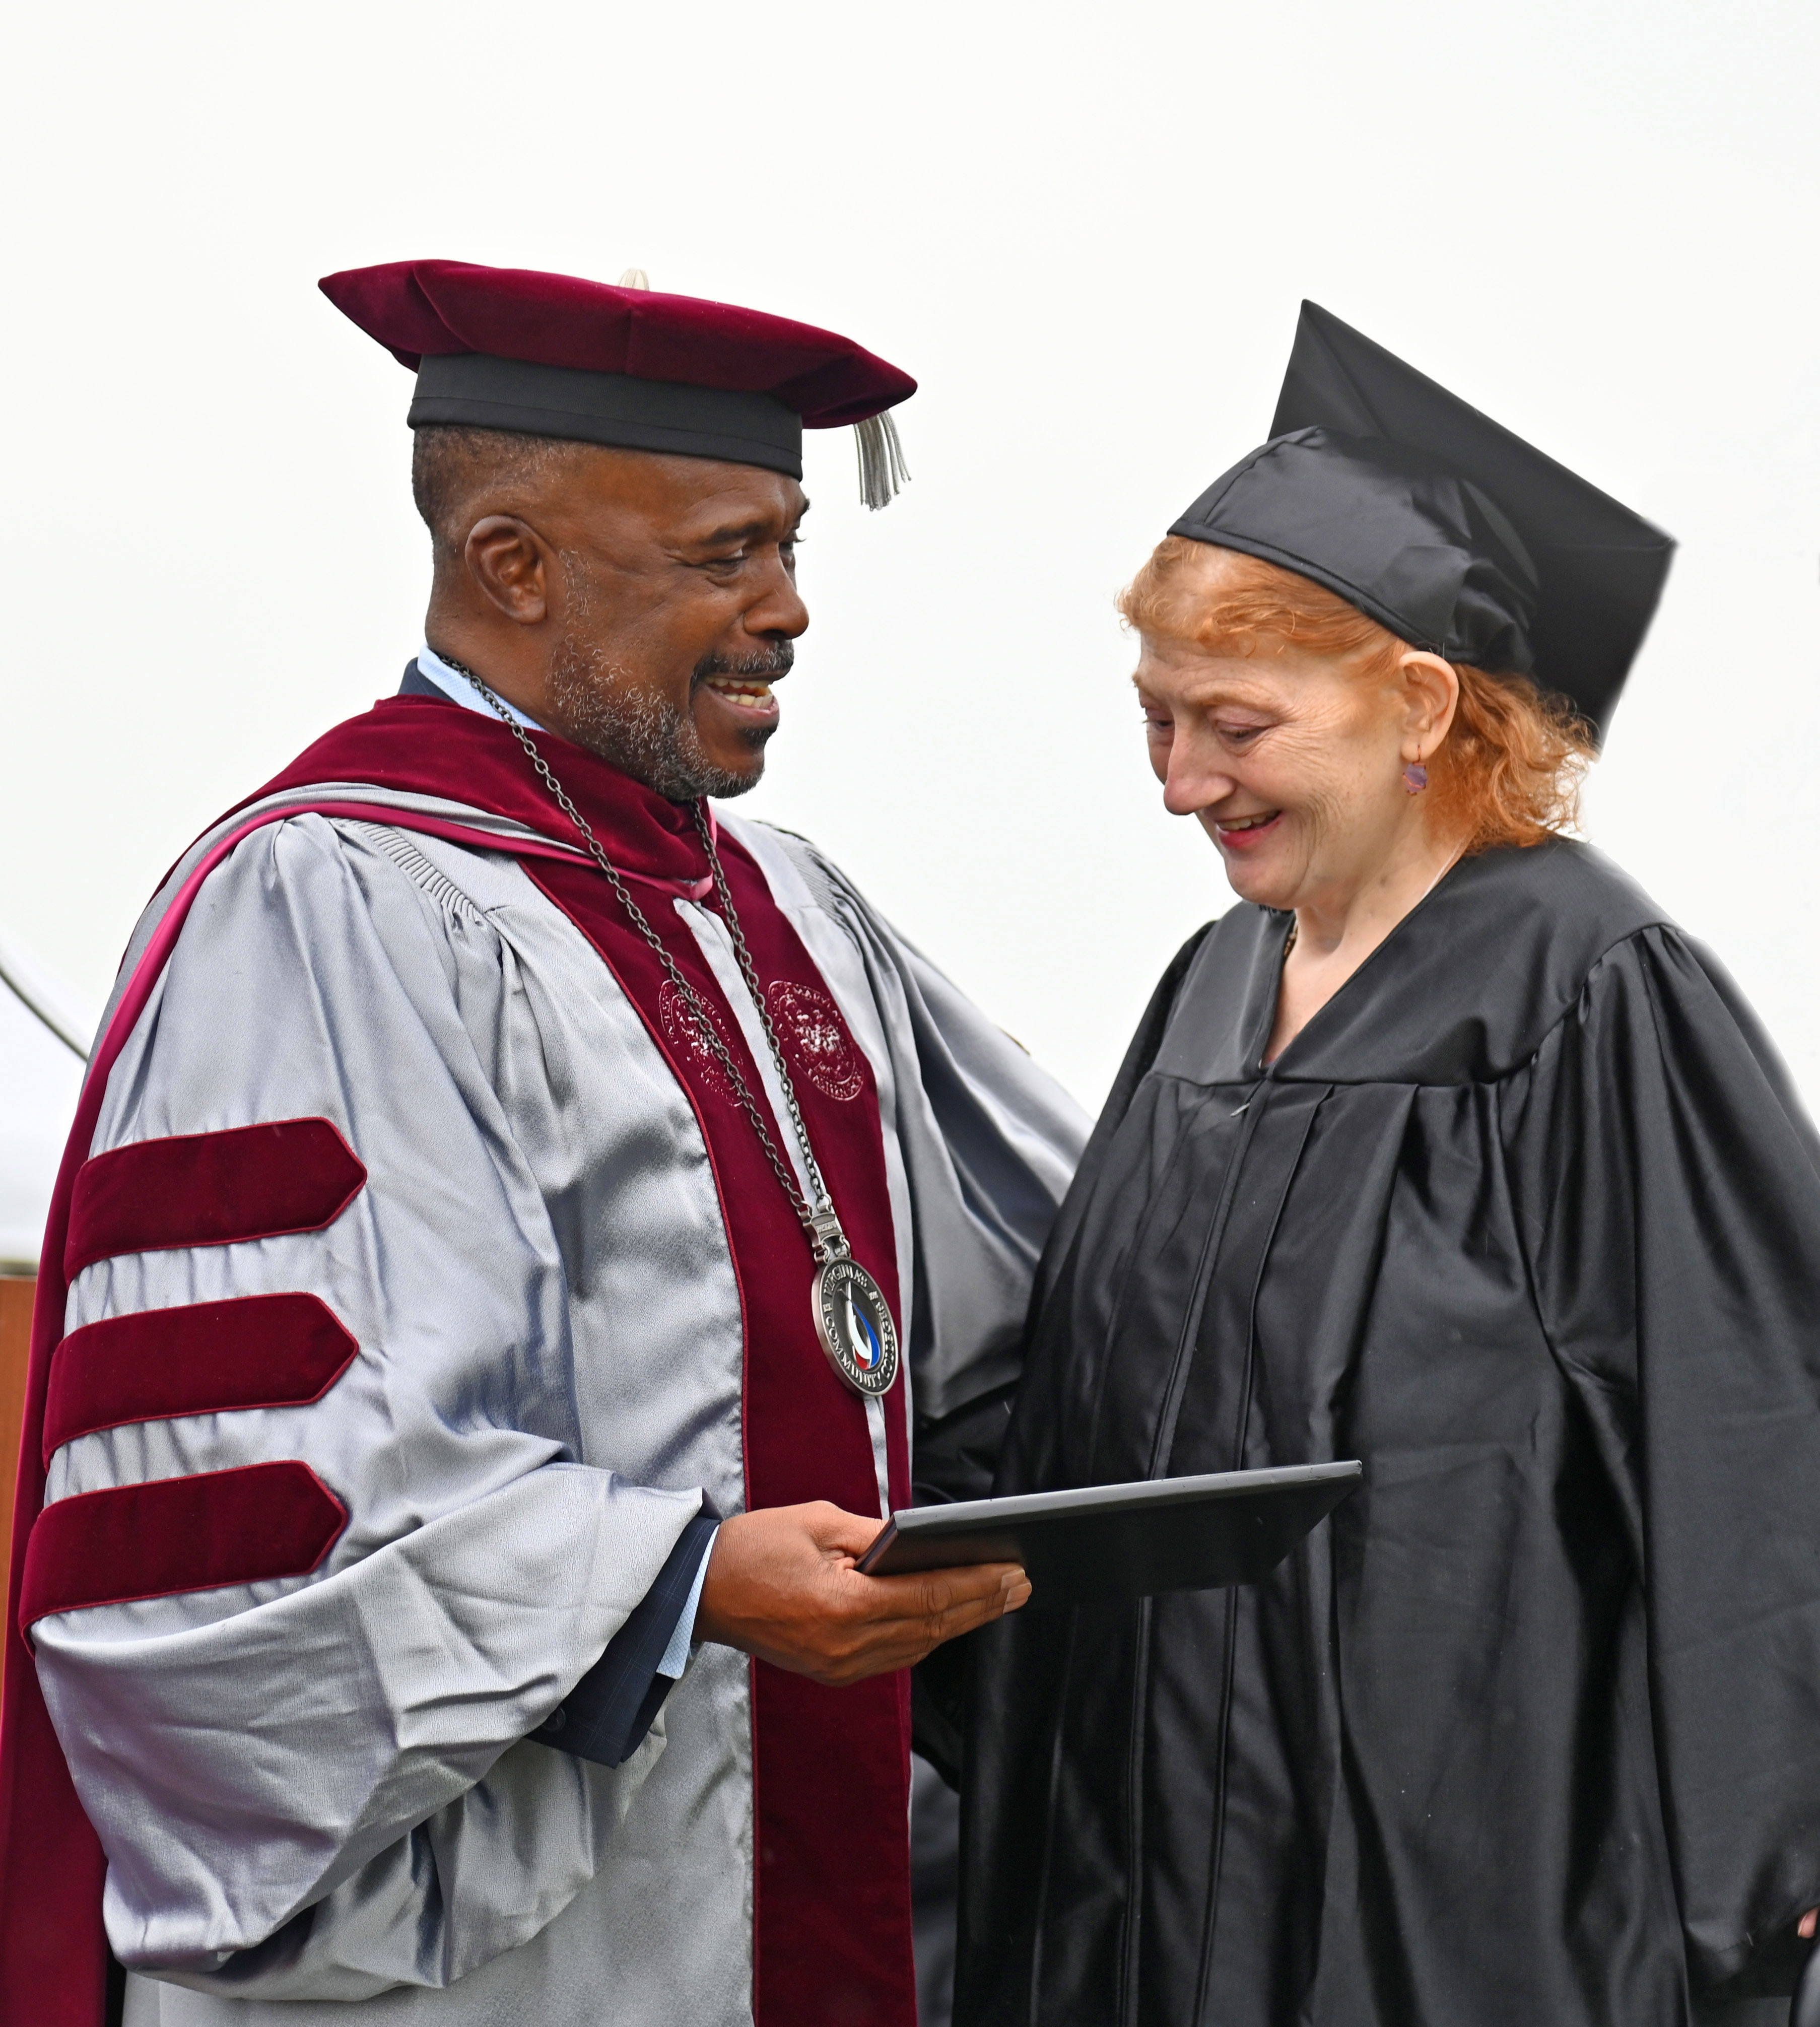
[444,659,851,1265]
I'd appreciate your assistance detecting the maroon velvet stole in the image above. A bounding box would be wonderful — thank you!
[522,828,916,2027]
[0,697,916,2026]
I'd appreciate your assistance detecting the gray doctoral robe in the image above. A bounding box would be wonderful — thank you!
[27,786,1086,2026]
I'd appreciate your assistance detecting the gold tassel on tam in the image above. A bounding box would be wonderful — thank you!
[854,412,910,510]
[617,267,651,289]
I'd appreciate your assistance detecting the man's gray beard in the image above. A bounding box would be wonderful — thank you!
[547,624,758,798]
[546,557,773,799]
[546,650,750,800]
[547,634,759,801]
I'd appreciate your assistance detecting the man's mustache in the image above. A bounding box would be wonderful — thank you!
[692,642,795,686]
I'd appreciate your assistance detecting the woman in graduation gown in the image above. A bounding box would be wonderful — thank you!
[955,305,1820,2027]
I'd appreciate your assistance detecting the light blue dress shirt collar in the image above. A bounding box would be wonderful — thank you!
[416,642,546,730]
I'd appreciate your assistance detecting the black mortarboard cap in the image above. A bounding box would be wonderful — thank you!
[1169,301,1674,738]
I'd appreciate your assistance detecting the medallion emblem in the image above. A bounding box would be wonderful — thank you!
[658,977,737,1099]
[813,1256,900,1398]
[770,981,865,1102]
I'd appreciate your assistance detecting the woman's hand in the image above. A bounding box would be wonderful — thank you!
[1801,1908,1818,1940]
[693,1501,1031,1687]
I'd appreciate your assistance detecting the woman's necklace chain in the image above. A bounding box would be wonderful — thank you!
[446,659,846,1261]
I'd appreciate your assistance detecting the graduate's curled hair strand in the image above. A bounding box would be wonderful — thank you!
[1119,537,1596,854]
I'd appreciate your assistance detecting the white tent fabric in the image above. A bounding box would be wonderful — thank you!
[0,930,93,1272]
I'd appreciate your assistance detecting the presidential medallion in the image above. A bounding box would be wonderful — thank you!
[814,1256,900,1399]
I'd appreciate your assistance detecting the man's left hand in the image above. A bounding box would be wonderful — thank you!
[692,1500,1030,1687]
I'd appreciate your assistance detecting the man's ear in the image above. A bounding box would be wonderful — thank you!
[463,515,551,626]
[1398,651,1461,757]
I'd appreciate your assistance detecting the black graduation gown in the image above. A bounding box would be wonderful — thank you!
[956,838,1820,2027]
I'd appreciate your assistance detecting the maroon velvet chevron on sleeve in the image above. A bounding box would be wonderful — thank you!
[19,1461,349,1624]
[63,1119,367,1278]
[42,1294,361,1464]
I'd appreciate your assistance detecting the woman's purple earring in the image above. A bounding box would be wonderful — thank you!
[1402,758,1429,795]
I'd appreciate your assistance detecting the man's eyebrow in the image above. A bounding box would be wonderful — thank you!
[692,516,769,548]
[691,500,812,550]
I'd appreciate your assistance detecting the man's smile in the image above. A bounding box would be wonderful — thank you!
[696,644,791,728]
[699,672,782,718]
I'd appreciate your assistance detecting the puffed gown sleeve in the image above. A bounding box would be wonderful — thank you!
[1502,921,1820,1992]
[30,816,707,1998]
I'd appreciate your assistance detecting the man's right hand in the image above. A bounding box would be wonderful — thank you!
[692,1501,1031,1687]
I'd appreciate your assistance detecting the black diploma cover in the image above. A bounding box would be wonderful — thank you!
[857,1461,1361,1607]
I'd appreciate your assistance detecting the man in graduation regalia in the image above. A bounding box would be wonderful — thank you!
[0,259,1087,2027]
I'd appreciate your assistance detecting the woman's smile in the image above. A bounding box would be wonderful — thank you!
[1212,808,1284,850]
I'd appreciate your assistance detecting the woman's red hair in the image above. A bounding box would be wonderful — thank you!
[1119,537,1595,854]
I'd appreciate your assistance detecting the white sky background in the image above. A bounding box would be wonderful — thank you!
[1,0,1817,1117]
